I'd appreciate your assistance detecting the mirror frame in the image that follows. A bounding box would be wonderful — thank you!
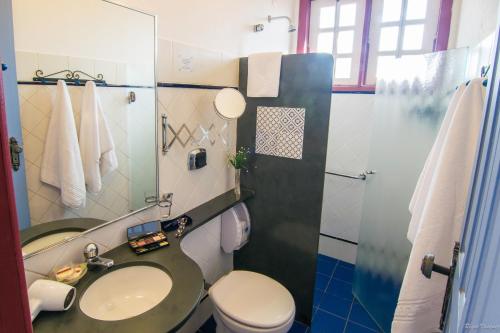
[22,0,159,260]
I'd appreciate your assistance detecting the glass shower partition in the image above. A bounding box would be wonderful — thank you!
[352,48,469,332]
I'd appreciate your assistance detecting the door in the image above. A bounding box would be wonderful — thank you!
[352,48,469,332]
[445,27,500,332]
[0,0,30,229]
[0,68,33,333]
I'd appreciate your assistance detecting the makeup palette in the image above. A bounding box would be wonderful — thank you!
[127,221,169,255]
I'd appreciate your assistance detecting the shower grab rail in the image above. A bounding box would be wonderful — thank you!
[161,114,168,154]
[326,170,376,181]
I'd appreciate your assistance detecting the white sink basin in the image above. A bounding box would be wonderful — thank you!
[80,266,172,321]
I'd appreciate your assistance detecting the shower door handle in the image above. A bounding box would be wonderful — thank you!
[162,114,168,154]
[420,242,460,330]
[364,170,376,177]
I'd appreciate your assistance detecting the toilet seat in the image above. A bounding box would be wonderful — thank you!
[213,306,295,333]
[209,271,295,330]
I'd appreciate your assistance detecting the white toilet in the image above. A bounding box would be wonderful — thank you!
[209,204,296,333]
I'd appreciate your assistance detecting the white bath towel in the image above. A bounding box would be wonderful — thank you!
[407,83,466,243]
[392,78,486,333]
[79,81,118,194]
[247,52,282,97]
[40,80,86,208]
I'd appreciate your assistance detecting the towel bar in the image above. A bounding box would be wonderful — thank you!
[326,170,376,180]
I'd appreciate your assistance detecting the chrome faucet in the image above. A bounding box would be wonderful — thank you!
[83,243,114,270]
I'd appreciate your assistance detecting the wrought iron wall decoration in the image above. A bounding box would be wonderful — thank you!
[33,69,107,86]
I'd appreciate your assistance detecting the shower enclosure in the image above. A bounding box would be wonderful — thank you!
[352,48,469,332]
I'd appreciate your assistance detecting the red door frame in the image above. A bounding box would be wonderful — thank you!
[0,70,33,332]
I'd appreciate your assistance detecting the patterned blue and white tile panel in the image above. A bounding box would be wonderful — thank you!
[256,106,305,160]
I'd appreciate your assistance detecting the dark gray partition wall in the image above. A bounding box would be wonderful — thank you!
[235,54,333,324]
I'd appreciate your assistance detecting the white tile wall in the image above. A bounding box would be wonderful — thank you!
[321,175,365,243]
[326,94,375,174]
[180,216,233,285]
[318,235,357,264]
[37,53,69,78]
[15,51,152,87]
[18,84,135,225]
[157,39,173,83]
[157,39,239,87]
[320,94,375,260]
[16,39,239,88]
[157,87,236,217]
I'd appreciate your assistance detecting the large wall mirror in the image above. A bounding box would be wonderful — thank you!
[12,0,157,256]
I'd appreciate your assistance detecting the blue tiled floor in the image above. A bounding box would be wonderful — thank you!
[198,254,381,333]
[308,255,381,333]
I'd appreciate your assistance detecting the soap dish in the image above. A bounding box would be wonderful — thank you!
[52,263,88,286]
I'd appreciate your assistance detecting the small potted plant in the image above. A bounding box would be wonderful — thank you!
[228,147,250,198]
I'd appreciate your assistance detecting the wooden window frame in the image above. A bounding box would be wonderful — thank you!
[297,0,453,93]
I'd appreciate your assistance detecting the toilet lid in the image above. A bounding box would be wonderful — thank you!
[209,271,295,329]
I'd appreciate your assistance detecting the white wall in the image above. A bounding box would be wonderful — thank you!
[13,0,156,86]
[12,0,155,67]
[157,87,237,218]
[116,0,300,56]
[157,38,239,86]
[449,0,499,49]
[319,94,375,263]
[449,0,499,80]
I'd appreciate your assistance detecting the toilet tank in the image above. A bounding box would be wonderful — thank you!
[221,203,251,253]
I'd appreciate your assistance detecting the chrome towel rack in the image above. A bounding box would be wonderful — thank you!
[326,170,376,181]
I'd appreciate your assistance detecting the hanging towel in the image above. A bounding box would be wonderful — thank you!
[407,83,467,243]
[40,80,86,208]
[247,52,282,97]
[79,81,118,194]
[392,78,486,333]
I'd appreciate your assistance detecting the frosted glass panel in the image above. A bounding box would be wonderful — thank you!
[352,48,468,332]
[339,3,356,27]
[317,32,334,53]
[403,24,424,50]
[335,58,352,79]
[320,6,335,28]
[406,0,427,20]
[382,0,402,22]
[379,26,399,51]
[337,30,354,54]
[376,55,397,78]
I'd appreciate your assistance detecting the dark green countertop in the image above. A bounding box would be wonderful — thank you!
[32,189,254,333]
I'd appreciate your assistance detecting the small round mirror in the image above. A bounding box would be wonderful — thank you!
[214,88,246,119]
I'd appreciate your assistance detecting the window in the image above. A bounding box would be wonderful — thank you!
[306,0,447,91]
[366,0,441,84]
[309,0,366,85]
